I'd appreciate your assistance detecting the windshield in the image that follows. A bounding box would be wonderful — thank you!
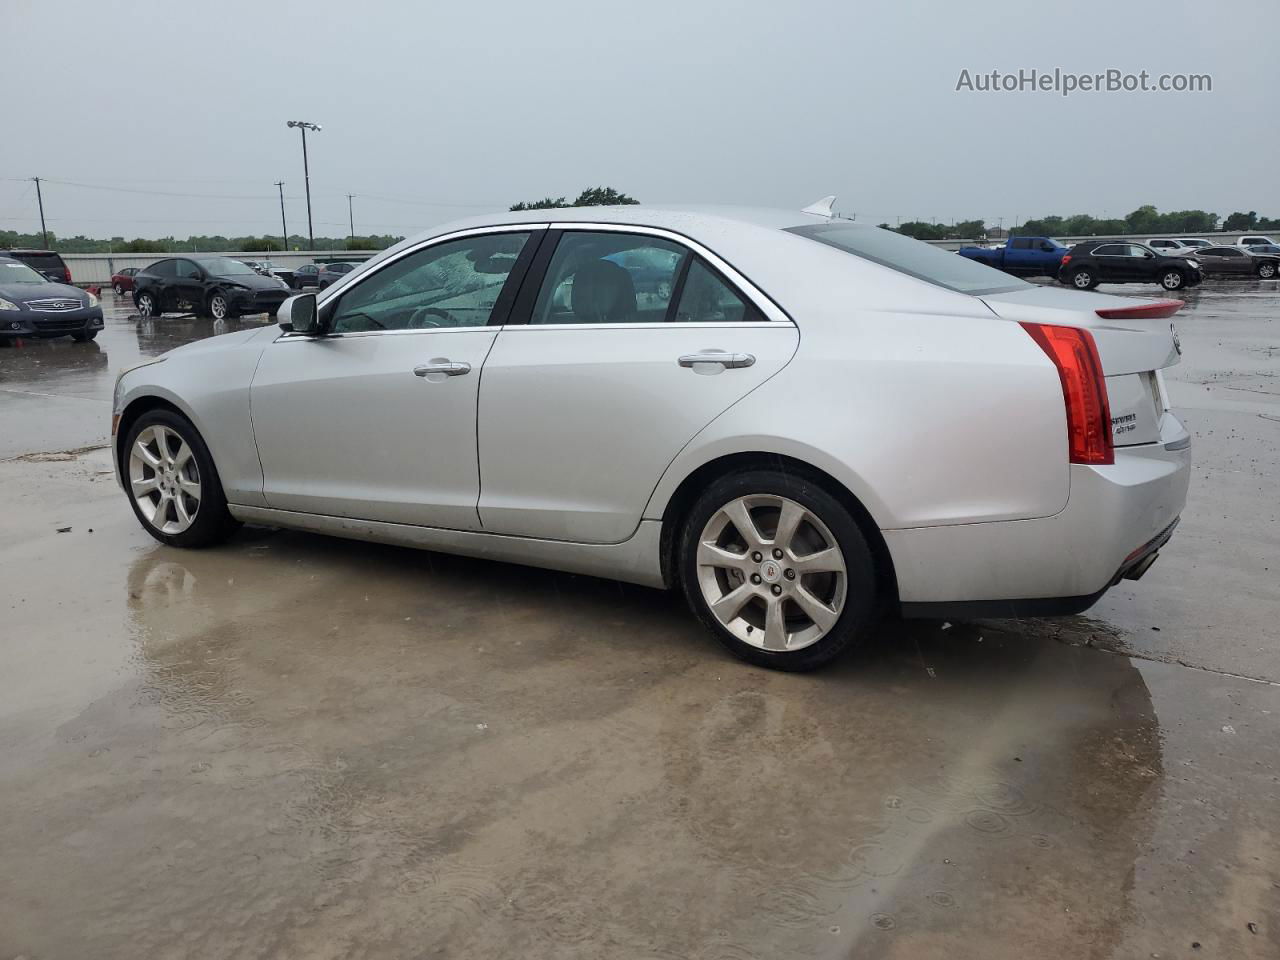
[786,223,1029,296]
[0,259,47,283]
[195,257,257,277]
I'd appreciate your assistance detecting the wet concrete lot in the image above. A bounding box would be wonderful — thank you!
[1,286,1278,958]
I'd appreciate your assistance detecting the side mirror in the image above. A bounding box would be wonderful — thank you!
[278,293,319,334]
[1144,251,1155,259]
[1040,242,1054,252]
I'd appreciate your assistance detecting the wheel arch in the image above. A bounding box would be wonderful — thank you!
[656,451,899,606]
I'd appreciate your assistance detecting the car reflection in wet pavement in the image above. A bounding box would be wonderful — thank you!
[1,283,1278,958]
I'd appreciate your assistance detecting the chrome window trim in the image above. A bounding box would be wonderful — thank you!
[547,222,795,327]
[496,321,790,333]
[275,325,498,343]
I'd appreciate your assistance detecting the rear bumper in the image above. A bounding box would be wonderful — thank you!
[888,412,1191,618]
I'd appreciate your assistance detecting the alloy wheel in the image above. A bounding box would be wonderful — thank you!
[1163,271,1183,289]
[209,295,228,320]
[1073,271,1092,288]
[696,494,847,652]
[137,294,154,317]
[128,424,202,534]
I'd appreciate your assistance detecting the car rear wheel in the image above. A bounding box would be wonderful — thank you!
[1071,267,1097,290]
[136,291,158,318]
[679,469,878,671]
[1160,269,1185,291]
[123,409,240,548]
[113,282,125,295]
[1257,261,1277,279]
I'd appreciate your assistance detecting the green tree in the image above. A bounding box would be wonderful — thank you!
[510,186,639,212]
[1222,211,1259,231]
[509,196,568,212]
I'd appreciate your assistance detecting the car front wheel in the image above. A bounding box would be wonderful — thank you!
[206,291,231,320]
[1160,269,1185,291]
[679,469,878,671]
[123,409,240,548]
[136,291,158,318]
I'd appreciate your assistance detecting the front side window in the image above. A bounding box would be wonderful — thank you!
[175,260,201,279]
[328,232,531,334]
[195,257,255,276]
[531,232,688,325]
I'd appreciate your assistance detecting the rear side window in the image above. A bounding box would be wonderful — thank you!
[672,259,763,324]
[1092,244,1126,256]
[530,232,689,325]
[1010,238,1031,250]
[149,260,177,278]
[10,252,64,273]
[786,223,1027,296]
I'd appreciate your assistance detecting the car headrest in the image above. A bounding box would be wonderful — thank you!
[571,259,636,323]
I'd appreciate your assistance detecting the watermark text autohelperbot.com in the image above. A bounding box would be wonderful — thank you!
[956,68,1211,97]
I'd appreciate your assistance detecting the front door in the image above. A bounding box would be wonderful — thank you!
[476,228,800,543]
[250,229,540,529]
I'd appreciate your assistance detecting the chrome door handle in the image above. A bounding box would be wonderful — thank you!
[413,359,471,378]
[677,351,756,369]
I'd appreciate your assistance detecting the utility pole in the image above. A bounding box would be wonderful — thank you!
[347,193,355,245]
[286,121,321,250]
[32,177,48,247]
[275,181,288,253]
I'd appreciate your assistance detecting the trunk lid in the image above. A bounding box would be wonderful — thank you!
[980,286,1182,447]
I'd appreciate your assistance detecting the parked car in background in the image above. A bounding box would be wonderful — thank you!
[0,255,103,342]
[111,267,140,295]
[0,249,72,284]
[290,263,320,289]
[132,256,292,320]
[1059,241,1202,291]
[240,260,267,275]
[1194,245,1279,279]
[1173,238,1212,249]
[1246,243,1280,256]
[956,236,1067,278]
[257,261,295,287]
[112,204,1189,671]
[1147,239,1198,256]
[317,261,357,289]
[1235,235,1277,248]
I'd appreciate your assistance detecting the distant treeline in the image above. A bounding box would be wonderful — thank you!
[881,206,1280,241]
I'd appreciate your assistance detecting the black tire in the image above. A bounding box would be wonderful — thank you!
[113,282,125,296]
[1257,261,1277,280]
[1160,269,1186,291]
[678,468,879,672]
[136,291,160,318]
[1070,267,1098,290]
[71,330,99,342]
[122,408,240,548]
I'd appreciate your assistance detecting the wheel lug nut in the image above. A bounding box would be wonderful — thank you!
[771,584,782,596]
[750,573,762,585]
[784,569,796,580]
[751,551,762,563]
[772,548,783,560]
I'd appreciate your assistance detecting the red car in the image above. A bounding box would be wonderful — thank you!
[111,267,140,295]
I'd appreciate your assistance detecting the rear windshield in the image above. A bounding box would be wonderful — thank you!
[10,252,64,271]
[786,223,1029,296]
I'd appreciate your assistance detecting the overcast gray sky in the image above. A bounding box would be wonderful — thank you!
[5,0,1277,239]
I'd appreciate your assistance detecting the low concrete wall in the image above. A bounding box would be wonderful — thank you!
[64,250,378,285]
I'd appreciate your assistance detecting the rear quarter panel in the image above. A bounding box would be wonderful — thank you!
[644,265,1068,530]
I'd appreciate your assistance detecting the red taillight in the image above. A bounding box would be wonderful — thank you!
[64,266,72,283]
[1020,322,1113,466]
[1094,299,1182,320]
[1060,254,1072,267]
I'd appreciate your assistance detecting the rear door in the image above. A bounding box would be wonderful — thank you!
[476,226,799,543]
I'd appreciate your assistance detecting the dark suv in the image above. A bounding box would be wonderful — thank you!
[1059,241,1203,291]
[132,256,292,320]
[0,249,72,284]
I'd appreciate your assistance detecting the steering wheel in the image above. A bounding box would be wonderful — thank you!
[407,306,456,329]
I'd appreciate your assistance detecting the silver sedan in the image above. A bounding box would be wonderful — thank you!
[113,201,1190,670]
